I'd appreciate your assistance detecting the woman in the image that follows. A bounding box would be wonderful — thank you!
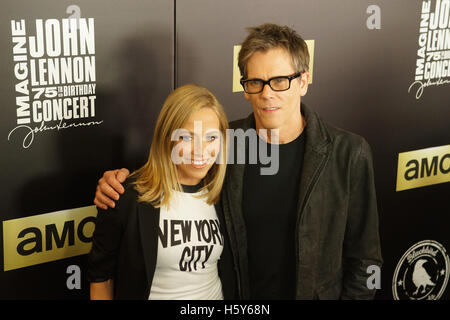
[88,83,234,299]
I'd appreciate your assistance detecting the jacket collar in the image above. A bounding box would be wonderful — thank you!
[226,102,332,196]
[238,102,331,152]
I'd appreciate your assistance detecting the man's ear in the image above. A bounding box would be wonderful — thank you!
[300,72,310,96]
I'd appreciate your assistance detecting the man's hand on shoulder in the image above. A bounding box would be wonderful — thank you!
[94,168,130,210]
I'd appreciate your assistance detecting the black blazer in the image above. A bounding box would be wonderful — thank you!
[87,182,237,299]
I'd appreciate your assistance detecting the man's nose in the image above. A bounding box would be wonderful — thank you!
[260,82,275,98]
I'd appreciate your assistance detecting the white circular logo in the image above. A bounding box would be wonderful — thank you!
[392,240,449,300]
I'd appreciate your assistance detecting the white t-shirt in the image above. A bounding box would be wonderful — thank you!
[148,189,224,300]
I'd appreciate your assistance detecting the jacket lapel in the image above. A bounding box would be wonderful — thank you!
[137,201,160,294]
[297,103,332,216]
[225,161,246,249]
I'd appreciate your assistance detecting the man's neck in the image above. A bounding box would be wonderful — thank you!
[256,115,306,144]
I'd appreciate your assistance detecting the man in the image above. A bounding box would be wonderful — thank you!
[94,23,382,299]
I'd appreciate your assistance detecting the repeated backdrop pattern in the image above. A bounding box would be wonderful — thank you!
[0,0,449,300]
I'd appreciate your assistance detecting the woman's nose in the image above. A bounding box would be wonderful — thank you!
[192,136,204,159]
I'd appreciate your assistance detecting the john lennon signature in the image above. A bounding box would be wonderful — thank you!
[408,77,450,99]
[8,119,104,148]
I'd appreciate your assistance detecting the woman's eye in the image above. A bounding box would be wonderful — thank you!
[206,135,219,141]
[180,135,192,142]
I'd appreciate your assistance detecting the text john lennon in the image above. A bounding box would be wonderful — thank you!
[9,18,102,148]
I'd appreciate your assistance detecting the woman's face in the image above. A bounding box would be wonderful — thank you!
[173,107,222,186]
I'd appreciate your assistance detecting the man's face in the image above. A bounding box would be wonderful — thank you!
[244,47,309,134]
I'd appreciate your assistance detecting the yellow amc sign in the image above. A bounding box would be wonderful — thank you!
[396,145,450,191]
[3,205,97,271]
[233,40,315,92]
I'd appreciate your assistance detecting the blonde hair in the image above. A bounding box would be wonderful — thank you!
[238,23,309,79]
[130,83,228,208]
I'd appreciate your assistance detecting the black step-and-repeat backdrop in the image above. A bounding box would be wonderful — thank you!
[1,0,449,300]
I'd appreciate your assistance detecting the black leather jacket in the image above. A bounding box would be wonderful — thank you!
[221,103,383,299]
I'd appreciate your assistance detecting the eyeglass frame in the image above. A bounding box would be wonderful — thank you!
[239,72,302,94]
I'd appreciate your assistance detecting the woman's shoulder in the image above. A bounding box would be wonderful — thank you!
[115,177,139,208]
[118,177,159,212]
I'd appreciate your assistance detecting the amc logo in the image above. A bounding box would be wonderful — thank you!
[3,205,97,271]
[396,145,450,191]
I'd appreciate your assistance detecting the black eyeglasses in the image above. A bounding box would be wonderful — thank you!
[240,73,302,94]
